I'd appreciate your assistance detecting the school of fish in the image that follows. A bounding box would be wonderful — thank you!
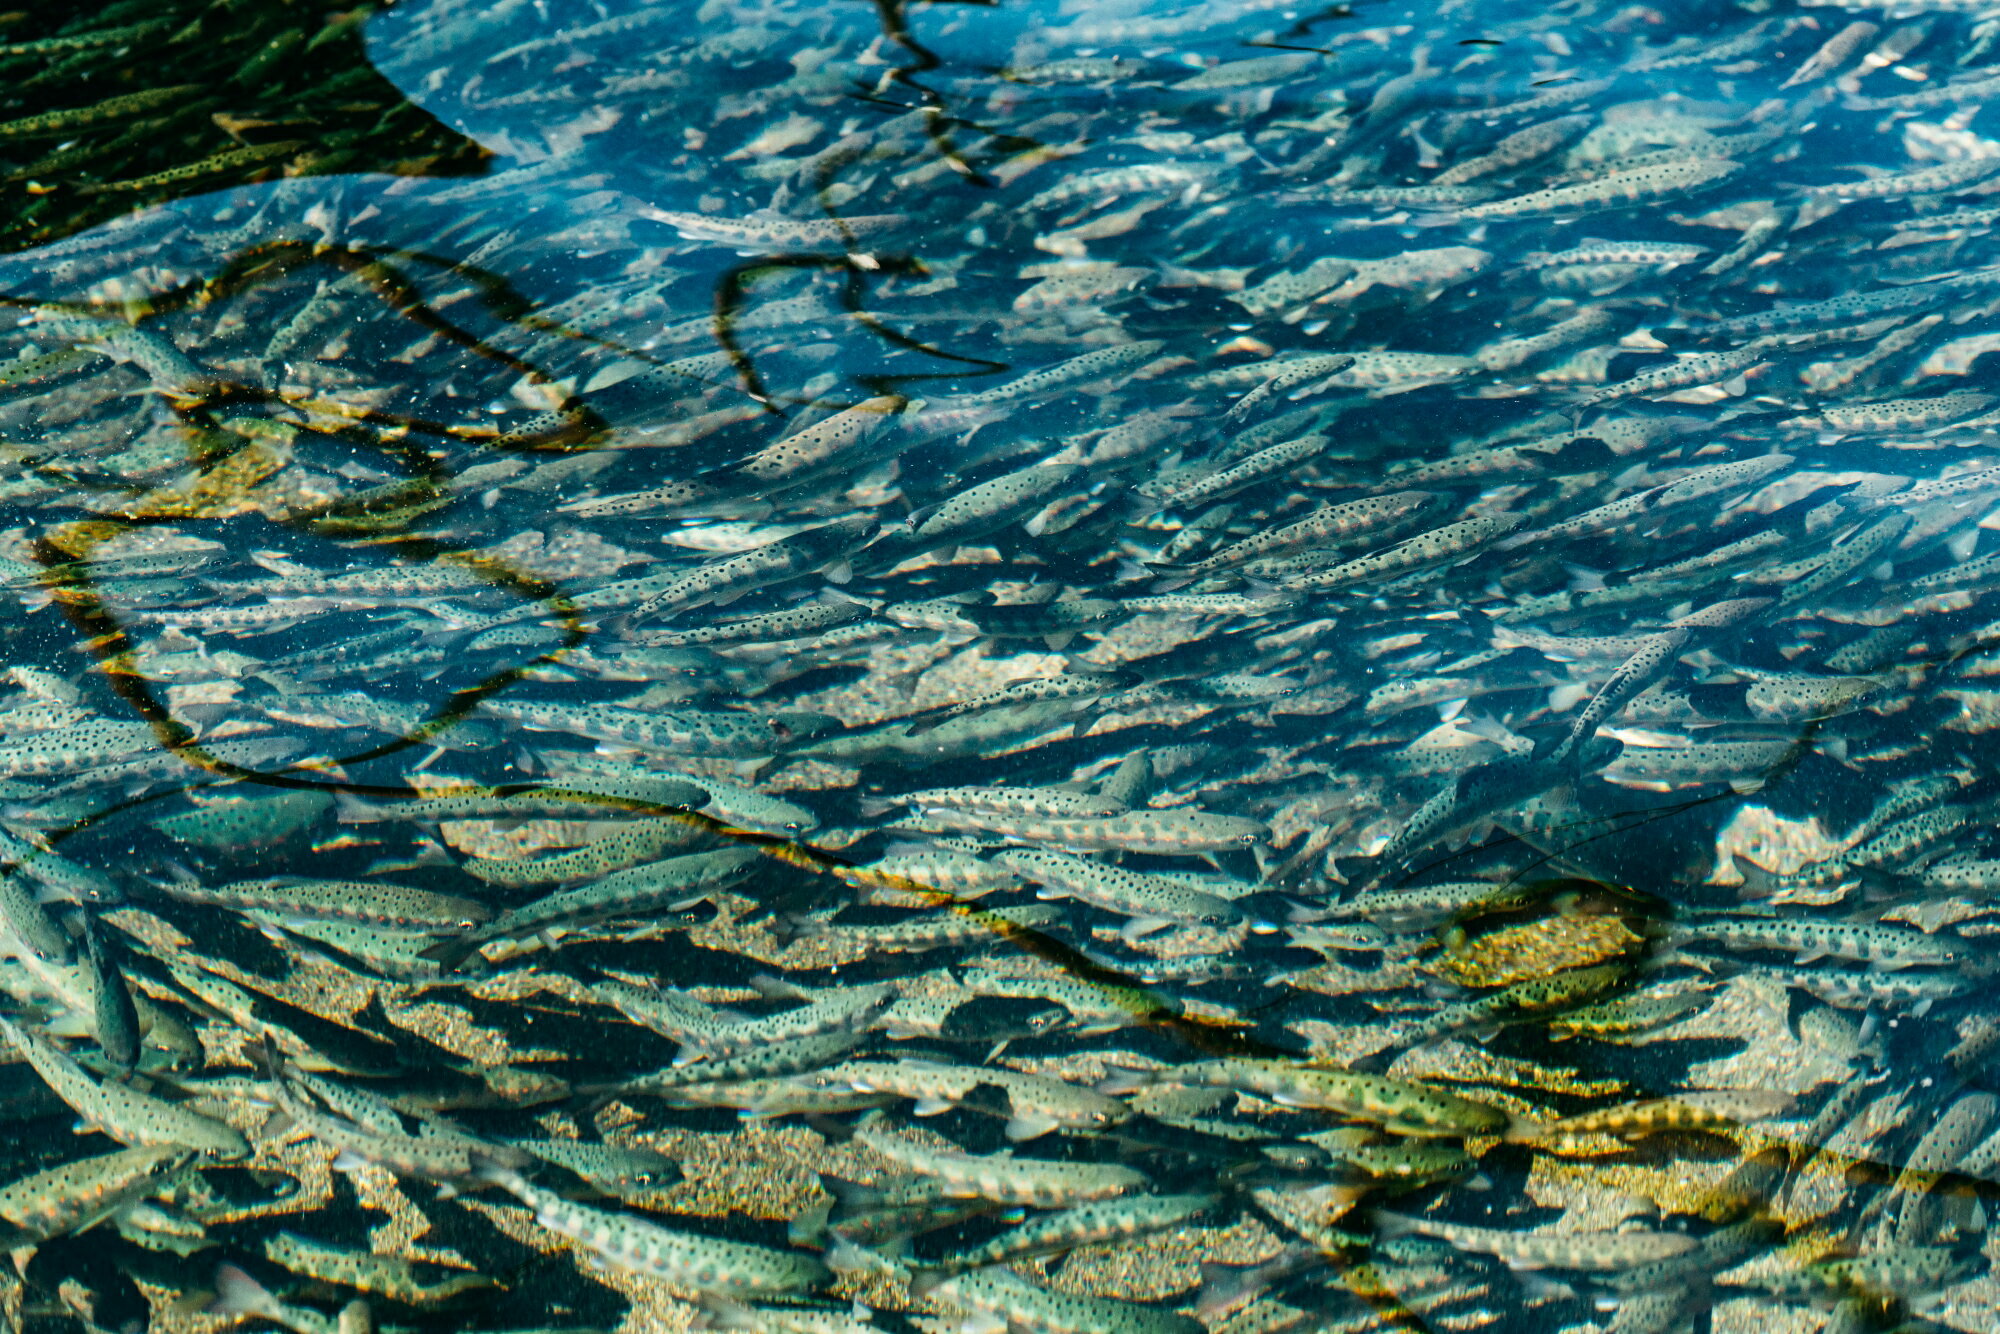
[0,1,1999,1333]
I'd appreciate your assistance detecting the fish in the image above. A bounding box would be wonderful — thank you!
[487,1168,829,1296]
[997,849,1245,934]
[261,1232,497,1304]
[1523,1090,1796,1144]
[710,397,906,490]
[1458,156,1742,220]
[1727,1246,1975,1303]
[854,1123,1148,1205]
[1887,1092,1997,1246]
[0,3,1996,1329]
[596,978,896,1064]
[920,1193,1216,1275]
[792,1059,1127,1139]
[0,1017,248,1158]
[1668,913,1981,971]
[1154,491,1446,579]
[612,1031,871,1100]
[1100,1060,1511,1138]
[150,875,491,933]
[458,819,713,886]
[923,1268,1203,1334]
[1385,962,1635,1047]
[1373,1211,1697,1271]
[885,786,1128,823]
[431,847,761,966]
[866,464,1088,568]
[0,1143,191,1243]
[626,517,877,622]
[783,905,1064,955]
[906,808,1268,857]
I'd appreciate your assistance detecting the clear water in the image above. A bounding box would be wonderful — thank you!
[0,2,1996,1332]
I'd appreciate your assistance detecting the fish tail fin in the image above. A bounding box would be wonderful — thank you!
[1141,566,1198,592]
[817,1173,889,1215]
[692,1298,747,1330]
[1370,1208,1420,1237]
[1732,860,1784,899]
[206,1264,276,1319]
[470,1157,531,1197]
[332,792,386,823]
[1094,1067,1157,1095]
[1327,854,1379,888]
[787,1196,834,1247]
[825,1239,910,1281]
[748,972,813,1001]
[417,935,485,970]
[1194,1260,1259,1320]
[765,912,823,946]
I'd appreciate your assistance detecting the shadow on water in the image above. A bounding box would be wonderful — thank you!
[0,1,488,253]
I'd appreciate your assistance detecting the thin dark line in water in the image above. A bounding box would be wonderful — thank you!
[0,235,804,451]
[711,254,1008,409]
[2,231,1009,846]
[710,260,792,414]
[859,0,995,189]
[1244,41,1338,55]
[34,513,1259,1063]
[7,238,605,809]
[33,519,589,801]
[215,243,563,393]
[1276,3,1358,37]
[1386,716,1831,894]
[847,91,934,113]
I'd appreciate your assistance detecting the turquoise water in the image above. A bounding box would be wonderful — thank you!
[0,2,1995,1332]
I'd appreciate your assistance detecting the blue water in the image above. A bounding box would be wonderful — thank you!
[0,2,1996,1332]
